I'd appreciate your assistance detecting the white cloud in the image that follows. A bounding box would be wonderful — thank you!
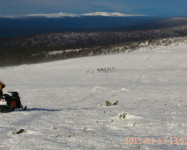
[82,12,145,17]
[26,12,78,18]
[0,12,145,18]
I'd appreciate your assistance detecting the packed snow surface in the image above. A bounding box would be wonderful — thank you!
[0,43,187,150]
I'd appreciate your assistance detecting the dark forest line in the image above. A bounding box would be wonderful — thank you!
[0,25,187,67]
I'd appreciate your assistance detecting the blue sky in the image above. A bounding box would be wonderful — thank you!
[0,0,186,16]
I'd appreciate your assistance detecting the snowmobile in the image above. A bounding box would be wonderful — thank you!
[0,91,27,112]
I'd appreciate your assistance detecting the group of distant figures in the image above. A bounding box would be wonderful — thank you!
[86,67,116,73]
[97,67,116,72]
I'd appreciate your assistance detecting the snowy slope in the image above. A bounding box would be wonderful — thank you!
[0,43,187,150]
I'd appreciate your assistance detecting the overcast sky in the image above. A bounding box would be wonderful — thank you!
[0,0,186,16]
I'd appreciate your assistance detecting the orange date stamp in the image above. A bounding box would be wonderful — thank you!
[124,137,187,145]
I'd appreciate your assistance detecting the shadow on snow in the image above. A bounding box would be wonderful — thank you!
[26,108,62,112]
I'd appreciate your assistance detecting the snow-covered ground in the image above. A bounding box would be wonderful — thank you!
[0,43,187,150]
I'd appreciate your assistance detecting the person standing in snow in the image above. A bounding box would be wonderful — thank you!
[0,81,5,98]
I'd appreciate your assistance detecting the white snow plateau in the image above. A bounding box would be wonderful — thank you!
[0,42,187,150]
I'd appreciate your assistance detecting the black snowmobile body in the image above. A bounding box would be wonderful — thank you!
[0,91,26,112]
